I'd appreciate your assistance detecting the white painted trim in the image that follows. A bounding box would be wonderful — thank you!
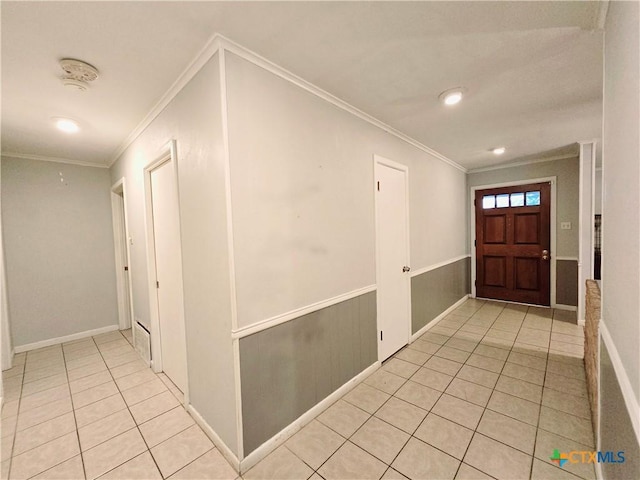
[219,46,244,460]
[578,142,597,324]
[14,325,119,353]
[221,37,465,173]
[111,178,134,332]
[410,295,469,342]
[239,362,380,473]
[467,153,578,174]
[109,37,223,166]
[374,155,412,362]
[470,177,558,307]
[600,320,640,446]
[231,285,376,339]
[187,404,240,472]
[410,254,470,278]
[596,460,603,480]
[577,319,586,327]
[108,33,465,173]
[1,152,108,169]
[219,48,239,334]
[142,140,191,406]
[555,256,579,262]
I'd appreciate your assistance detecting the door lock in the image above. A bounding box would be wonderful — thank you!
[542,250,550,261]
[402,266,411,272]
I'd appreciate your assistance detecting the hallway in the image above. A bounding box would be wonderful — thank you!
[1,299,594,480]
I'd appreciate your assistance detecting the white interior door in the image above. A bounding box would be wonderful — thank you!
[375,158,411,361]
[150,160,188,392]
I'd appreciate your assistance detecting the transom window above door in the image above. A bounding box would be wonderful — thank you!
[482,191,541,209]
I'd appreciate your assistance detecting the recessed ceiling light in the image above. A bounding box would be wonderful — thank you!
[492,147,506,155]
[54,117,80,134]
[439,87,466,106]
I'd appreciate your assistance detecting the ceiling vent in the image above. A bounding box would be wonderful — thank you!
[60,58,99,91]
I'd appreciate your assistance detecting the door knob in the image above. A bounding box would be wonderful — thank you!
[542,250,549,261]
[402,266,411,272]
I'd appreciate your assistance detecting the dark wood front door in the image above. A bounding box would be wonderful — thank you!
[475,182,551,306]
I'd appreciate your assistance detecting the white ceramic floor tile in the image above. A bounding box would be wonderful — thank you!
[168,449,237,480]
[245,446,313,480]
[138,406,195,448]
[78,408,136,451]
[285,420,345,469]
[9,432,79,480]
[82,428,147,480]
[318,441,387,480]
[150,425,214,478]
[99,451,162,480]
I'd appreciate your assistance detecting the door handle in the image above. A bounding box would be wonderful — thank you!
[402,266,411,272]
[542,250,550,261]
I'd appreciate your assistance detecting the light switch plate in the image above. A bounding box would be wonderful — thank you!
[561,222,572,230]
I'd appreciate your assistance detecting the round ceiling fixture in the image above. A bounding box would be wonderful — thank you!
[439,87,466,106]
[60,58,99,91]
[53,117,80,134]
[492,147,506,155]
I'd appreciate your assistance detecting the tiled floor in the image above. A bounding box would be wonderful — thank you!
[1,299,595,480]
[1,328,237,480]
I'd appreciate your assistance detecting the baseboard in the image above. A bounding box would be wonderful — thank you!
[553,303,578,312]
[239,361,380,473]
[410,294,469,343]
[596,458,604,480]
[600,320,640,446]
[14,325,120,353]
[187,404,240,472]
[577,319,586,326]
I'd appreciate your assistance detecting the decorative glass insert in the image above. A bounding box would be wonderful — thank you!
[525,191,541,206]
[510,192,525,207]
[482,195,496,209]
[496,194,510,208]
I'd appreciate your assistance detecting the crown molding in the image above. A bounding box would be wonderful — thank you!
[1,152,109,169]
[468,153,578,174]
[108,36,223,167]
[108,33,467,173]
[217,35,467,173]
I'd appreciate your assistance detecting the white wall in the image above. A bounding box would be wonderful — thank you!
[225,52,468,330]
[1,157,118,348]
[602,1,640,403]
[110,53,239,456]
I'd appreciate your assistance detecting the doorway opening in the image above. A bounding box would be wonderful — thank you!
[143,140,189,398]
[473,181,553,306]
[111,179,133,333]
[374,155,411,362]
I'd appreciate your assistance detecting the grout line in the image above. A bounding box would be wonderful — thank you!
[91,331,166,479]
[61,339,88,480]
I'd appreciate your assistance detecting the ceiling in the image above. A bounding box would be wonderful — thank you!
[1,1,605,170]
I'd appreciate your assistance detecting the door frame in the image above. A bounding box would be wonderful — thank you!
[470,176,558,307]
[143,139,189,403]
[373,154,411,361]
[111,178,134,332]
